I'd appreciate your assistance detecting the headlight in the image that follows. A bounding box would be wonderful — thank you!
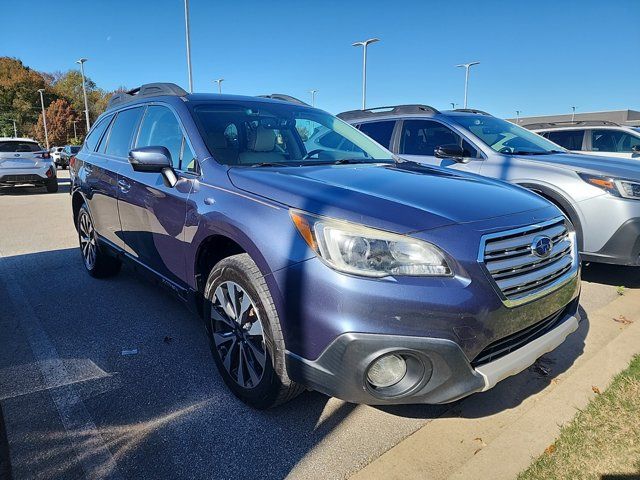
[290,210,452,277]
[579,173,640,200]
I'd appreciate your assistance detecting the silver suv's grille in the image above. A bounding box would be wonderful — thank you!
[480,217,577,305]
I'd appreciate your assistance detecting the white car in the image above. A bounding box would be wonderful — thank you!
[0,137,58,192]
[50,146,64,166]
[526,121,640,159]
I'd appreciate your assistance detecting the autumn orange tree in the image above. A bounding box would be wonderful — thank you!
[34,98,82,146]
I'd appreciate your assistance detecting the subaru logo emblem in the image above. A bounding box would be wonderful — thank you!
[531,235,552,258]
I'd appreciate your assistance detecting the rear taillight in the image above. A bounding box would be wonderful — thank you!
[46,167,54,178]
[69,155,76,168]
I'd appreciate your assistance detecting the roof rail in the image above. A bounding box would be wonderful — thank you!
[107,83,188,110]
[257,94,309,106]
[337,104,440,121]
[522,120,620,130]
[452,108,492,116]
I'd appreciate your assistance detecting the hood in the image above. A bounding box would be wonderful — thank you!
[518,152,640,180]
[228,162,557,234]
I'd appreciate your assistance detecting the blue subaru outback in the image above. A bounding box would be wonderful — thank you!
[71,83,581,408]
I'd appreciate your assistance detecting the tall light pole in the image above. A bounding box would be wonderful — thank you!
[37,89,49,150]
[72,120,78,141]
[10,119,17,137]
[76,58,91,131]
[456,61,480,109]
[515,110,522,124]
[184,0,193,93]
[309,89,318,107]
[352,38,379,110]
[213,78,224,94]
[450,102,456,110]
[571,106,576,121]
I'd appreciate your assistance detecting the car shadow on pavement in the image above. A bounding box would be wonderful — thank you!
[0,178,70,196]
[581,262,640,288]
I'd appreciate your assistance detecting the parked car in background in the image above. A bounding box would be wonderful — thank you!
[523,121,640,159]
[50,146,64,166]
[0,137,58,192]
[341,106,640,266]
[71,83,580,409]
[58,145,81,169]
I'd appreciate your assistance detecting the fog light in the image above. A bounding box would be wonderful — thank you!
[367,354,407,388]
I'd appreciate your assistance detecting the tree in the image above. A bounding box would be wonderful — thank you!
[0,57,48,137]
[34,98,82,146]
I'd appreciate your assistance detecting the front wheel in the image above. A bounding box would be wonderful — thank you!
[204,254,304,409]
[77,205,121,278]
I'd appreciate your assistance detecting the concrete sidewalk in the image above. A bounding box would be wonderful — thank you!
[351,289,640,480]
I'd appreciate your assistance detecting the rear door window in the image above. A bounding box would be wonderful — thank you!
[104,107,144,158]
[545,130,584,150]
[358,121,396,149]
[84,115,113,152]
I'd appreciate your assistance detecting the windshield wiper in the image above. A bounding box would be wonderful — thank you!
[331,158,394,165]
[502,150,548,156]
[250,162,290,168]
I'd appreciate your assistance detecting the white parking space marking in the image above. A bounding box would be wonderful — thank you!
[0,248,123,480]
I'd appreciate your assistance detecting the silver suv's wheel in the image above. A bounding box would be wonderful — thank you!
[77,205,121,278]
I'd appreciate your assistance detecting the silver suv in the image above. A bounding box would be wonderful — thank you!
[522,121,640,159]
[340,106,640,266]
[0,137,58,192]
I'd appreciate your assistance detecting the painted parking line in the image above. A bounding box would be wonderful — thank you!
[0,249,122,480]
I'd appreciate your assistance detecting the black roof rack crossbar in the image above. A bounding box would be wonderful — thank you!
[522,120,620,130]
[337,104,440,121]
[257,94,309,106]
[107,83,188,110]
[452,108,493,116]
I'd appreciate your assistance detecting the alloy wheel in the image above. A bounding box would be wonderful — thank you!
[78,211,97,270]
[210,281,267,389]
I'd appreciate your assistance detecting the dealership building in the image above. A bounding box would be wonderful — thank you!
[508,110,640,127]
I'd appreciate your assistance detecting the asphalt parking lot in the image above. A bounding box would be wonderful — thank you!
[1,170,639,480]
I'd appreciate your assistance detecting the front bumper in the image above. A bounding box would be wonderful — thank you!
[582,218,640,266]
[286,298,580,405]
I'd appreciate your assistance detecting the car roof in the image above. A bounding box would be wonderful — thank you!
[338,108,488,123]
[0,137,38,142]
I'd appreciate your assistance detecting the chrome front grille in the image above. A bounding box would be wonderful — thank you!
[480,217,577,305]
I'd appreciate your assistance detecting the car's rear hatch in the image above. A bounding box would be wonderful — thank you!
[0,141,46,170]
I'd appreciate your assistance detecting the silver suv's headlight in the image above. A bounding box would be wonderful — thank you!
[290,210,452,277]
[579,173,640,200]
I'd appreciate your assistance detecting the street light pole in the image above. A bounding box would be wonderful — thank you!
[184,0,193,93]
[571,106,576,121]
[11,119,17,137]
[456,61,480,109]
[352,38,379,110]
[450,102,456,109]
[213,78,224,94]
[76,58,91,131]
[37,89,49,150]
[516,110,522,124]
[73,120,78,141]
[309,89,318,107]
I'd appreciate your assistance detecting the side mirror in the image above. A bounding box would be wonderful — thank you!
[434,144,469,163]
[632,145,640,153]
[128,146,178,187]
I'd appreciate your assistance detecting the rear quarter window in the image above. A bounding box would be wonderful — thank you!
[84,114,113,152]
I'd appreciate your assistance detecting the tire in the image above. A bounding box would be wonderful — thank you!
[204,253,304,409]
[77,205,121,278]
[46,178,58,193]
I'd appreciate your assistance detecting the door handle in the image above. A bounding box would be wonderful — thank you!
[118,179,131,193]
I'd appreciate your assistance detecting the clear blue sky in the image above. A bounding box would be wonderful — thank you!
[3,0,639,118]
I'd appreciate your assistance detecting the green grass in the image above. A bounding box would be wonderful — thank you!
[518,354,640,480]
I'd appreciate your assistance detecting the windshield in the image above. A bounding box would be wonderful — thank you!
[190,101,393,166]
[450,115,566,154]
